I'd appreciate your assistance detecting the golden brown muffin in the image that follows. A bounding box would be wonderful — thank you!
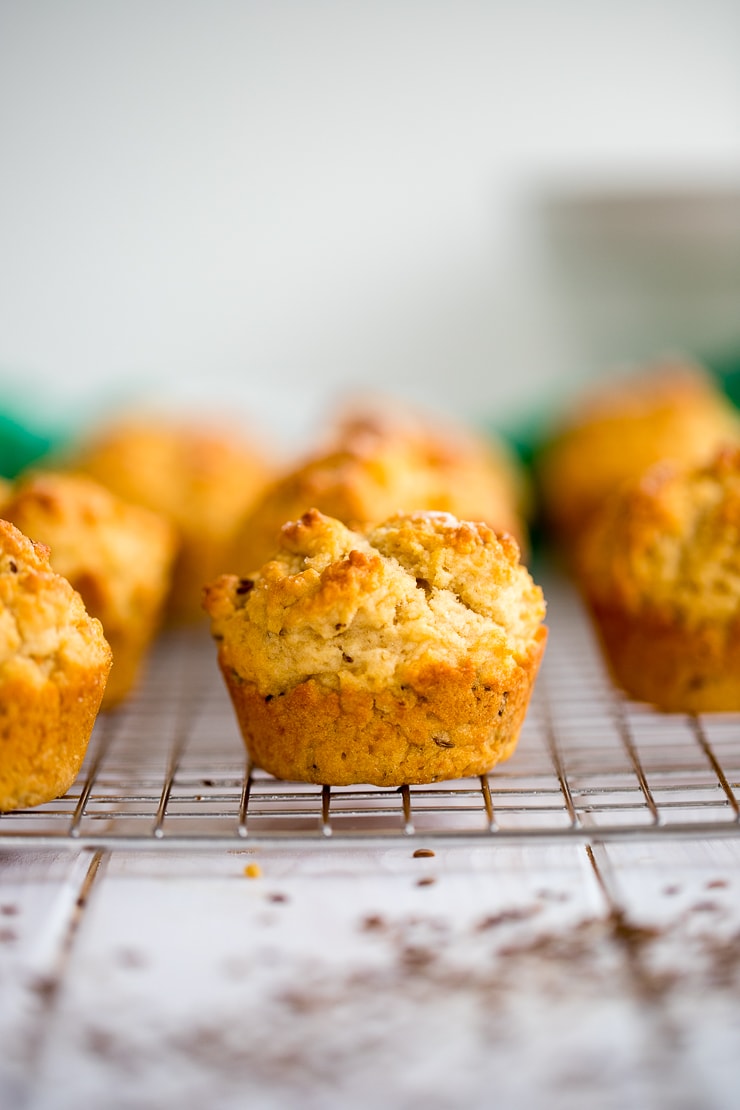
[2,472,176,708]
[232,405,528,573]
[0,519,112,811]
[578,447,740,712]
[537,360,740,553]
[205,508,546,786]
[69,415,273,622]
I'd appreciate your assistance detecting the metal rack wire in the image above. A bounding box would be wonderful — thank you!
[2,570,739,847]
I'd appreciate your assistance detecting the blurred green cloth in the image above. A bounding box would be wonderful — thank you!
[0,411,61,479]
[707,351,740,411]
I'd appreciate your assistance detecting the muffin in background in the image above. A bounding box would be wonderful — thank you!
[332,400,531,525]
[2,472,176,708]
[0,518,111,811]
[69,415,274,622]
[231,402,529,573]
[578,447,740,712]
[537,359,740,554]
[205,508,546,787]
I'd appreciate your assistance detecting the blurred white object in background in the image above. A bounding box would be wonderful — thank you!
[539,182,740,418]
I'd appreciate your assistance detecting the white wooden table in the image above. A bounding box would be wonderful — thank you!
[2,576,740,1109]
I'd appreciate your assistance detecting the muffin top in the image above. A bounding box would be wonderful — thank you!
[0,517,112,681]
[232,408,527,572]
[70,415,273,543]
[579,447,740,628]
[538,360,740,541]
[205,508,545,697]
[1,472,176,629]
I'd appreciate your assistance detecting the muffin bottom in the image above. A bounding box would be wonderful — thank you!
[219,632,546,786]
[589,603,740,713]
[0,663,109,812]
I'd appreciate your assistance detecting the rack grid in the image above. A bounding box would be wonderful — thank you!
[2,571,739,847]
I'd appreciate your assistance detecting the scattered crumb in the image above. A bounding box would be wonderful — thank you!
[475,906,542,931]
[275,989,323,1015]
[416,877,436,888]
[412,848,435,859]
[116,948,147,969]
[360,914,386,932]
[27,974,57,1002]
[608,910,662,950]
[244,863,262,879]
[399,945,436,969]
[536,889,570,903]
[0,905,19,916]
[706,879,729,890]
[85,1026,117,1058]
[49,910,740,1090]
[663,885,681,896]
[691,901,721,914]
[0,927,17,944]
[267,893,289,904]
[84,1024,136,1070]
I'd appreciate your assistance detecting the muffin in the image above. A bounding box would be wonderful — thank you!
[578,447,740,712]
[232,404,528,573]
[0,518,112,811]
[70,415,273,622]
[205,508,547,786]
[2,472,176,708]
[333,401,530,527]
[537,359,740,553]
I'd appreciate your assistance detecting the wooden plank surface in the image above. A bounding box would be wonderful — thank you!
[2,839,739,1109]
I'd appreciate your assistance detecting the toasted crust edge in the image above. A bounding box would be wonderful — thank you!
[0,660,111,811]
[217,626,546,786]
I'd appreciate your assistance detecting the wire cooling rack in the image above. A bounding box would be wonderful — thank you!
[2,569,739,847]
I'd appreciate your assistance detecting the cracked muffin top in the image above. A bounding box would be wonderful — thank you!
[205,508,545,698]
[578,446,740,627]
[0,517,112,681]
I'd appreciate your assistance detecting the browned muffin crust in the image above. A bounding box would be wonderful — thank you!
[205,508,546,786]
[578,446,740,711]
[70,415,274,622]
[2,472,176,708]
[538,359,740,552]
[0,519,112,811]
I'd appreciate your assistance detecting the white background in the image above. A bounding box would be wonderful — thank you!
[1,0,739,445]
